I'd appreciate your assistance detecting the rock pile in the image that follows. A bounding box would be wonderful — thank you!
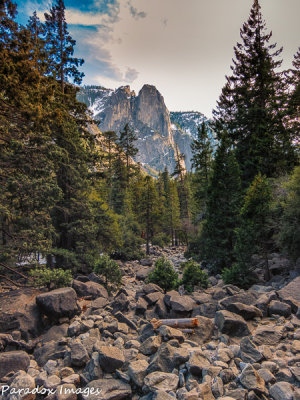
[0,250,300,400]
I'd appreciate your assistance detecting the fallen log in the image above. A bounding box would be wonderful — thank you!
[151,318,200,330]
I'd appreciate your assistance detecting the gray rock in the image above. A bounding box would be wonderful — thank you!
[169,294,195,314]
[6,371,35,400]
[41,324,68,343]
[56,384,77,400]
[239,364,266,394]
[72,280,108,300]
[128,359,149,387]
[186,350,210,376]
[98,345,125,373]
[193,315,214,344]
[83,352,103,381]
[219,292,258,309]
[36,288,80,319]
[253,324,285,346]
[0,351,30,379]
[140,335,161,355]
[269,381,295,400]
[268,300,292,317]
[225,302,263,320]
[215,310,250,337]
[81,378,132,400]
[278,276,300,312]
[159,325,185,343]
[147,343,186,374]
[140,258,153,266]
[240,337,263,363]
[144,371,179,392]
[70,341,89,367]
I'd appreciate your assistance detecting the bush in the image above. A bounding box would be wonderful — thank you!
[180,260,209,292]
[222,263,257,289]
[146,257,178,292]
[94,254,122,293]
[30,266,72,290]
[112,216,145,261]
[151,233,170,248]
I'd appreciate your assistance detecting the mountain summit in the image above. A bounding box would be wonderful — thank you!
[78,84,209,172]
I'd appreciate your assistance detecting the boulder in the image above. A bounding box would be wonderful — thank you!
[147,343,188,374]
[70,341,89,367]
[159,325,185,343]
[254,292,277,317]
[219,292,258,309]
[8,371,36,400]
[269,382,295,400]
[98,345,125,373]
[169,294,195,314]
[82,379,132,400]
[268,300,292,317]
[193,316,214,344]
[140,335,161,355]
[187,350,210,376]
[114,311,137,330]
[253,324,285,346]
[0,350,30,379]
[239,364,266,394]
[72,280,108,300]
[0,289,41,340]
[41,324,68,343]
[36,288,80,319]
[140,258,153,266]
[144,371,179,392]
[90,297,109,310]
[215,310,250,336]
[225,302,263,320]
[128,359,149,387]
[240,337,263,363]
[278,276,300,312]
[192,302,218,318]
[56,384,77,400]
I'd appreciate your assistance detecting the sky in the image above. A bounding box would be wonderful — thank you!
[15,0,300,117]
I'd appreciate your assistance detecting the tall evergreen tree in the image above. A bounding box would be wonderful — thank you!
[44,0,84,94]
[201,135,242,273]
[118,123,138,183]
[191,122,213,218]
[213,0,296,185]
[223,173,272,286]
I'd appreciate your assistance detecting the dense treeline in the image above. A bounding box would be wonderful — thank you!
[0,0,299,289]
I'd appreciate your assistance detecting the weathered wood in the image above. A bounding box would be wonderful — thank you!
[151,318,200,330]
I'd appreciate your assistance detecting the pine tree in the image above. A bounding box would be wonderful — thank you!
[201,135,242,273]
[141,176,160,255]
[162,169,181,246]
[223,173,272,286]
[172,146,190,221]
[191,122,213,218]
[286,47,300,148]
[117,123,138,183]
[213,0,297,185]
[44,0,84,94]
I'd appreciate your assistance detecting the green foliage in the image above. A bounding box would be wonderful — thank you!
[199,135,242,273]
[94,254,122,293]
[224,173,272,287]
[30,266,72,290]
[151,233,170,248]
[147,257,178,292]
[180,260,208,292]
[213,0,297,185]
[112,215,145,261]
[277,166,300,261]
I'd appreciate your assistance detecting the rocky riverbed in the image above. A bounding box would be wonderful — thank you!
[0,247,300,400]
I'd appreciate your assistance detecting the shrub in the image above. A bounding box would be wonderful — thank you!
[151,233,170,248]
[222,263,257,289]
[180,260,209,292]
[94,254,122,293]
[146,257,178,292]
[30,266,72,290]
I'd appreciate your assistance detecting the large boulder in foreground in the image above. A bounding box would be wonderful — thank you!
[36,288,80,319]
[72,280,108,300]
[0,350,30,379]
[215,310,250,336]
[0,289,41,340]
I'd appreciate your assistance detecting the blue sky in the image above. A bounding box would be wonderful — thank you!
[15,0,300,117]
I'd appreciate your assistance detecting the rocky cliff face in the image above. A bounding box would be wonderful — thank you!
[78,85,213,172]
